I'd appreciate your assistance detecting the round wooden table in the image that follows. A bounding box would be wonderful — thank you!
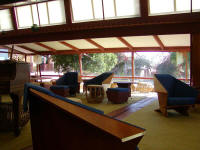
[86,85,104,103]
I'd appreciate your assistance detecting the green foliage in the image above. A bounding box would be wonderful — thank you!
[134,57,151,76]
[51,55,79,72]
[82,53,117,74]
[51,53,117,74]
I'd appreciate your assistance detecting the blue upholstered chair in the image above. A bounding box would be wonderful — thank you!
[154,74,197,116]
[83,72,114,92]
[54,72,79,96]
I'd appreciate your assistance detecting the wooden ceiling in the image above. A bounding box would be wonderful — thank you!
[0,0,199,55]
[1,34,190,55]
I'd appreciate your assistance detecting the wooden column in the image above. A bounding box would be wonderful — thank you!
[131,52,134,82]
[191,33,200,88]
[79,54,83,76]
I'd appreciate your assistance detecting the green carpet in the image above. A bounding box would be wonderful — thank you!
[123,101,200,150]
[69,94,146,114]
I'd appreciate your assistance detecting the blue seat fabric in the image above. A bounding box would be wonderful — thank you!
[23,83,104,114]
[107,88,129,92]
[155,74,197,106]
[50,85,69,90]
[84,72,113,86]
[56,72,78,95]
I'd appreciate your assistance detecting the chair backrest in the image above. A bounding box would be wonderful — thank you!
[85,72,114,85]
[154,74,198,97]
[56,72,78,85]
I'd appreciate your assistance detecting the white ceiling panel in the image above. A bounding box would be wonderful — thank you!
[158,34,190,46]
[93,37,126,48]
[123,36,159,47]
[41,41,72,50]
[64,39,97,49]
[19,43,49,51]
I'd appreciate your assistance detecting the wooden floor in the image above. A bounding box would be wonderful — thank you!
[107,96,157,120]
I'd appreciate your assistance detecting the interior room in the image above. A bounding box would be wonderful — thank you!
[0,0,200,150]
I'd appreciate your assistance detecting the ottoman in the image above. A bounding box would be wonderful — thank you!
[50,85,69,97]
[106,88,129,104]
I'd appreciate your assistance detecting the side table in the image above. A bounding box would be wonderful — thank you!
[86,85,104,103]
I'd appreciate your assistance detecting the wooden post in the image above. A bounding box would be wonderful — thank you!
[131,52,134,82]
[10,45,14,60]
[191,33,200,88]
[79,54,83,76]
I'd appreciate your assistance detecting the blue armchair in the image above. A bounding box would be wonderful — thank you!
[154,74,197,116]
[55,72,79,96]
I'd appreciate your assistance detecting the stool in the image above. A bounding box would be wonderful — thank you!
[50,85,69,97]
[86,85,104,103]
[106,88,129,104]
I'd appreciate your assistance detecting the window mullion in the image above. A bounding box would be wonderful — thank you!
[46,2,50,24]
[30,5,34,26]
[91,0,95,19]
[174,0,176,12]
[113,0,117,17]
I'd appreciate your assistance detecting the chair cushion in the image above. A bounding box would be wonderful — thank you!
[168,97,196,106]
[50,85,69,90]
[107,88,129,92]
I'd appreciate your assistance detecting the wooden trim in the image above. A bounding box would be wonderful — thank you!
[117,37,134,50]
[35,42,56,52]
[85,39,104,51]
[153,35,165,50]
[59,41,80,52]
[1,45,25,54]
[39,46,190,55]
[140,0,148,18]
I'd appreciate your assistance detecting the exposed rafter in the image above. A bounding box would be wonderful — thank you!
[117,37,134,50]
[153,35,165,50]
[85,39,104,51]
[17,45,40,54]
[35,42,56,52]
[59,41,80,53]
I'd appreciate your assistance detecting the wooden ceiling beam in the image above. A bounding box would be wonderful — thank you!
[85,39,104,51]
[35,42,56,52]
[153,35,165,50]
[59,41,80,53]
[17,45,40,54]
[117,37,133,50]
[39,46,190,55]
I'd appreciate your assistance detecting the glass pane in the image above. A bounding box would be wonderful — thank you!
[149,0,174,14]
[82,53,118,76]
[93,0,103,19]
[31,4,39,25]
[103,0,115,18]
[134,52,190,81]
[116,0,140,16]
[16,5,33,28]
[192,0,200,11]
[38,3,49,25]
[176,0,190,12]
[71,0,93,22]
[0,9,13,31]
[48,0,66,24]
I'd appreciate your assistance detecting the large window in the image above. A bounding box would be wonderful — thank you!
[149,0,200,15]
[0,9,13,31]
[134,52,190,80]
[71,0,140,22]
[15,0,66,28]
